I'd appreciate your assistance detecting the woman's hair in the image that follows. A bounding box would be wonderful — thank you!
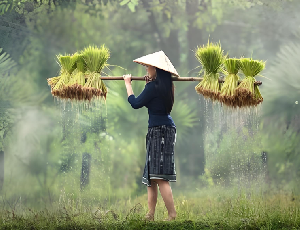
[154,68,175,113]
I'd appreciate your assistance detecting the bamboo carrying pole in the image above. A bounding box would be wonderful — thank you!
[98,76,262,86]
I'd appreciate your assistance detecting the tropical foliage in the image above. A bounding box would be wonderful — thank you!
[0,0,299,212]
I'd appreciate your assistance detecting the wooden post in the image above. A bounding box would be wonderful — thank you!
[80,152,91,190]
[0,150,4,191]
[261,151,270,184]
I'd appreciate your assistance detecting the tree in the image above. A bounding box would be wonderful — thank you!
[260,34,300,186]
[0,48,16,191]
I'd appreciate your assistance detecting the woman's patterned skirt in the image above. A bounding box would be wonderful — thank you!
[142,125,177,187]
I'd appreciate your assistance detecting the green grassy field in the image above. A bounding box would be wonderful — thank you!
[1,188,299,229]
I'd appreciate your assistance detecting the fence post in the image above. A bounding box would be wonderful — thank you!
[80,152,91,190]
[0,151,4,191]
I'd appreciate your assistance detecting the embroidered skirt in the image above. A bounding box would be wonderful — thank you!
[142,125,177,187]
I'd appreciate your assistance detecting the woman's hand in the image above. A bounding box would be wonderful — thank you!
[123,74,134,96]
[144,75,153,84]
[123,74,132,85]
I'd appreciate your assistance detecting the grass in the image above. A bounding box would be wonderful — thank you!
[0,188,299,229]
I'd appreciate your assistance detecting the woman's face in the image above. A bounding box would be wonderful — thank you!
[146,65,156,78]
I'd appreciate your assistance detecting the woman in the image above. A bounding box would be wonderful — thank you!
[123,51,178,221]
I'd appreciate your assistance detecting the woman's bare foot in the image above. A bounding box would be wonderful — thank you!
[163,213,176,221]
[144,213,154,221]
[163,217,176,221]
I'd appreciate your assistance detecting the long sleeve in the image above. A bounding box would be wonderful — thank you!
[128,83,154,109]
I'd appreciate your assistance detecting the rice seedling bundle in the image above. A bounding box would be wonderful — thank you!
[60,69,86,100]
[58,54,89,100]
[236,58,265,107]
[47,45,110,101]
[76,55,87,73]
[47,76,60,90]
[59,55,78,75]
[195,41,225,100]
[219,58,241,107]
[49,54,77,97]
[83,72,107,100]
[82,45,110,100]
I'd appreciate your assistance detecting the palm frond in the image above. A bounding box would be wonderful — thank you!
[263,42,300,121]
[0,48,16,76]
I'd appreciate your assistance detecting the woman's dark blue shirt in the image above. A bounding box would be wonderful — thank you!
[128,81,176,128]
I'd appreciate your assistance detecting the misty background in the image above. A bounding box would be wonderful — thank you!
[0,0,299,209]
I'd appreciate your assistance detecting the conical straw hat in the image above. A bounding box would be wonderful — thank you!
[133,50,180,77]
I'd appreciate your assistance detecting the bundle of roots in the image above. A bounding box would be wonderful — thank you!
[195,72,221,101]
[52,84,105,101]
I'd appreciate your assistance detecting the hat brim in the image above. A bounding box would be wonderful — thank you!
[134,60,180,77]
[133,51,180,77]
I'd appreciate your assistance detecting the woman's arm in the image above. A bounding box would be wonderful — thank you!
[123,74,134,97]
[123,75,153,97]
[123,74,154,109]
[125,82,134,97]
